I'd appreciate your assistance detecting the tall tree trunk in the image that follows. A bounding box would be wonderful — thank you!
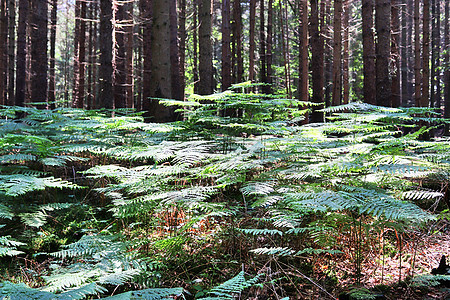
[48,0,57,109]
[401,0,408,106]
[281,0,292,97]
[375,0,391,107]
[140,0,152,111]
[406,0,413,105]
[231,0,243,84]
[0,0,7,106]
[179,0,186,98]
[222,0,231,90]
[149,0,175,121]
[15,0,27,108]
[332,0,342,106]
[87,1,94,109]
[125,1,134,108]
[7,0,14,105]
[324,0,332,107]
[342,0,350,105]
[310,0,324,122]
[259,0,266,87]
[198,0,213,94]
[30,0,48,108]
[73,0,81,107]
[421,0,430,107]
[362,0,376,105]
[298,0,308,102]
[77,0,87,108]
[114,2,127,109]
[414,0,421,106]
[249,0,256,83]
[170,0,182,101]
[99,0,114,109]
[391,0,400,107]
[444,0,449,131]
[430,0,440,108]
[265,0,273,93]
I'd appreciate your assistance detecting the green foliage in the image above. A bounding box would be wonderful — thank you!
[198,271,262,299]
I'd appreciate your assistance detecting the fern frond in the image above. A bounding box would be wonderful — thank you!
[240,181,275,196]
[101,287,184,300]
[402,190,443,201]
[250,247,295,256]
[199,271,262,300]
[238,228,283,236]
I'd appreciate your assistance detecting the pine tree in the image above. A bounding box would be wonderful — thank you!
[99,0,114,109]
[222,0,231,90]
[375,0,391,107]
[362,0,376,105]
[198,0,213,94]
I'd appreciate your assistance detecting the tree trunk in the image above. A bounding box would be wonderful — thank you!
[310,0,324,122]
[140,0,152,111]
[231,0,243,84]
[77,0,87,108]
[7,0,14,105]
[114,2,127,109]
[249,0,256,83]
[0,0,7,106]
[265,0,273,93]
[99,0,114,109]
[280,0,292,98]
[259,0,266,88]
[30,0,48,108]
[332,0,342,106]
[444,0,449,131]
[222,0,231,90]
[170,0,182,101]
[406,0,413,105]
[375,0,391,107]
[193,0,199,93]
[430,0,440,108]
[362,0,376,105]
[298,0,308,102]
[414,0,421,106]
[391,0,400,107]
[401,0,408,106]
[73,0,81,107]
[148,0,175,121]
[15,0,27,108]
[179,0,186,98]
[420,0,430,107]
[125,1,134,108]
[48,0,57,109]
[324,0,332,107]
[342,0,350,105]
[198,0,213,94]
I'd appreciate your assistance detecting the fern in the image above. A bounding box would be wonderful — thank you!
[199,271,262,300]
[101,288,184,300]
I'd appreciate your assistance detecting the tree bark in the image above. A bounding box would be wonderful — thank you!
[299,0,308,102]
[391,0,400,107]
[414,0,421,106]
[444,0,449,131]
[222,0,231,90]
[420,0,430,107]
[48,0,57,109]
[231,0,243,84]
[362,0,376,105]
[375,0,391,107]
[198,0,214,94]
[310,0,324,122]
[0,0,7,106]
[249,0,256,83]
[179,0,186,98]
[259,0,266,88]
[140,0,152,111]
[114,2,127,109]
[15,0,27,107]
[125,1,134,108]
[342,0,350,105]
[265,0,273,93]
[430,0,440,108]
[193,0,199,93]
[73,0,81,107]
[99,0,114,109]
[76,0,87,108]
[7,0,14,105]
[332,0,342,106]
[30,0,48,108]
[401,0,408,106]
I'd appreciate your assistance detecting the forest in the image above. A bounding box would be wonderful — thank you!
[0,0,449,299]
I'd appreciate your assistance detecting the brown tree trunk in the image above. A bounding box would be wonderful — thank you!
[73,0,81,107]
[391,0,400,107]
[148,0,175,121]
[222,0,231,90]
[179,0,186,98]
[15,0,28,108]
[444,0,449,130]
[310,0,324,122]
[324,0,332,107]
[48,0,57,109]
[430,0,440,108]
[406,0,413,105]
[259,0,266,88]
[401,0,408,106]
[77,0,87,108]
[421,0,430,107]
[198,0,213,94]
[170,0,182,101]
[332,0,342,106]
[342,0,349,105]
[99,0,114,109]
[0,0,7,106]
[231,0,243,84]
[375,0,391,107]
[362,0,376,105]
[265,0,273,93]
[114,2,127,109]
[193,0,199,93]
[299,0,308,102]
[140,0,152,111]
[30,0,48,108]
[249,0,256,83]
[7,0,14,105]
[414,0,421,106]
[125,1,134,108]
[281,0,292,98]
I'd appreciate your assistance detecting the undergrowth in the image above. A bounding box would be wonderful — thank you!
[0,83,449,299]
